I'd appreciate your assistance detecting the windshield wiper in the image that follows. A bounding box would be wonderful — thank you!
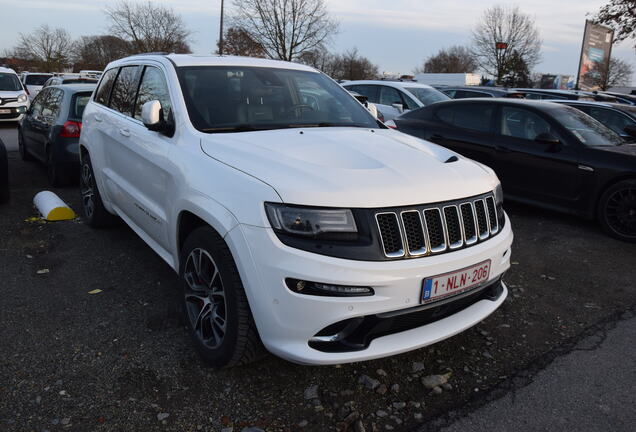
[200,124,291,133]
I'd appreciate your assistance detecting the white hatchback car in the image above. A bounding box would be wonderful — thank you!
[0,67,29,122]
[342,80,450,120]
[79,54,513,367]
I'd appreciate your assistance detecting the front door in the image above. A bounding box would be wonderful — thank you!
[492,105,583,207]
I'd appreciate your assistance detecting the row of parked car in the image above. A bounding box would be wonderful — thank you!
[0,55,634,368]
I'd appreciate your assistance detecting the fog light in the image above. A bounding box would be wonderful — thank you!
[286,278,374,297]
[18,106,26,113]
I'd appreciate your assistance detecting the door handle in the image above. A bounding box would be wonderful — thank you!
[119,128,130,137]
[496,145,512,153]
[94,115,103,122]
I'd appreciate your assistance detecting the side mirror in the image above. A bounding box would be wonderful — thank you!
[391,103,404,114]
[535,132,561,152]
[623,124,636,139]
[141,100,174,136]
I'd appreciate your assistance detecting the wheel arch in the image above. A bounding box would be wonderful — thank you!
[594,174,636,216]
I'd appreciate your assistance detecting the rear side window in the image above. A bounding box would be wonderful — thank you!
[40,88,64,122]
[379,86,403,106]
[455,90,491,99]
[435,104,494,133]
[110,66,140,115]
[134,66,172,121]
[71,93,92,120]
[347,85,379,103]
[94,68,118,106]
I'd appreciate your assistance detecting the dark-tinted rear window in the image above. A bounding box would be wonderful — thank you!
[94,68,118,106]
[25,74,52,85]
[63,78,98,84]
[71,92,93,120]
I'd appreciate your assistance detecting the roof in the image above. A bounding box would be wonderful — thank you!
[111,53,318,72]
[428,98,568,110]
[0,66,17,74]
[342,80,435,89]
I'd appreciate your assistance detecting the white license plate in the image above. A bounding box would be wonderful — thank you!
[0,109,10,114]
[421,260,491,304]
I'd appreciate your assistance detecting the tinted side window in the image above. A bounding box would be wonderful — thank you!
[435,104,494,133]
[40,88,64,123]
[110,66,140,115]
[348,85,379,103]
[379,86,403,106]
[455,90,491,99]
[441,89,456,98]
[134,66,172,121]
[588,107,633,135]
[94,68,118,106]
[500,106,552,140]
[29,90,48,117]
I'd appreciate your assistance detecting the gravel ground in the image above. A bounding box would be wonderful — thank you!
[1,124,635,432]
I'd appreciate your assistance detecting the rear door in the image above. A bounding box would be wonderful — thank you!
[38,88,64,159]
[105,64,174,250]
[21,90,47,156]
[492,105,583,205]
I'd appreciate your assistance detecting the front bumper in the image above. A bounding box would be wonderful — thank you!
[229,213,513,365]
[0,104,27,122]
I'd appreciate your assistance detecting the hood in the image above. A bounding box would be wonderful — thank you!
[200,128,499,208]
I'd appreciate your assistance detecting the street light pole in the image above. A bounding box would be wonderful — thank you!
[218,0,225,55]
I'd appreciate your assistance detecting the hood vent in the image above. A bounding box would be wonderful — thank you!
[445,156,459,163]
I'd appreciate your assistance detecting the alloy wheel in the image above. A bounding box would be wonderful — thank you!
[80,163,94,218]
[183,248,227,349]
[604,185,636,238]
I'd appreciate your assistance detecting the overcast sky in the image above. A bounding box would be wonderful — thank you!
[1,0,634,83]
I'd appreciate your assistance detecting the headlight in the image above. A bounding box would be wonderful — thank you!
[18,93,27,103]
[265,203,357,238]
[494,182,503,206]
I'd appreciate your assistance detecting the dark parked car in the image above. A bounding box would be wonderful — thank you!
[18,84,95,186]
[388,99,636,241]
[550,100,636,141]
[600,91,636,106]
[42,76,98,88]
[438,86,526,99]
[514,89,619,102]
[0,137,8,203]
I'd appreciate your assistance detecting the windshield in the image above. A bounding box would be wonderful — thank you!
[552,106,625,146]
[25,74,53,86]
[404,87,449,105]
[0,73,23,91]
[177,66,379,132]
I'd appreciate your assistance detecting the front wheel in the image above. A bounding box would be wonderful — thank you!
[180,226,263,367]
[598,180,636,242]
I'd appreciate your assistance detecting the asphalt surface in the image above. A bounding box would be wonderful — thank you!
[440,312,636,432]
[0,123,635,432]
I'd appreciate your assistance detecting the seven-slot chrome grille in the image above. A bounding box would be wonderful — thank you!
[375,194,502,259]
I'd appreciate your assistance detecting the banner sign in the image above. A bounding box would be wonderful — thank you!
[576,20,614,90]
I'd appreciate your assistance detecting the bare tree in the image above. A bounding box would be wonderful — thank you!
[105,1,192,54]
[299,47,378,80]
[472,5,542,83]
[74,35,131,70]
[217,27,266,57]
[589,57,635,89]
[414,46,477,74]
[231,0,338,61]
[13,25,74,71]
[594,0,636,49]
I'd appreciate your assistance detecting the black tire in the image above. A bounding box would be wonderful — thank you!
[47,146,69,187]
[18,130,34,161]
[79,152,117,227]
[0,138,9,204]
[597,179,636,243]
[180,226,264,367]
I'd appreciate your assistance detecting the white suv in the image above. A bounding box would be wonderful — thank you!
[342,80,450,120]
[79,54,513,367]
[0,67,29,122]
